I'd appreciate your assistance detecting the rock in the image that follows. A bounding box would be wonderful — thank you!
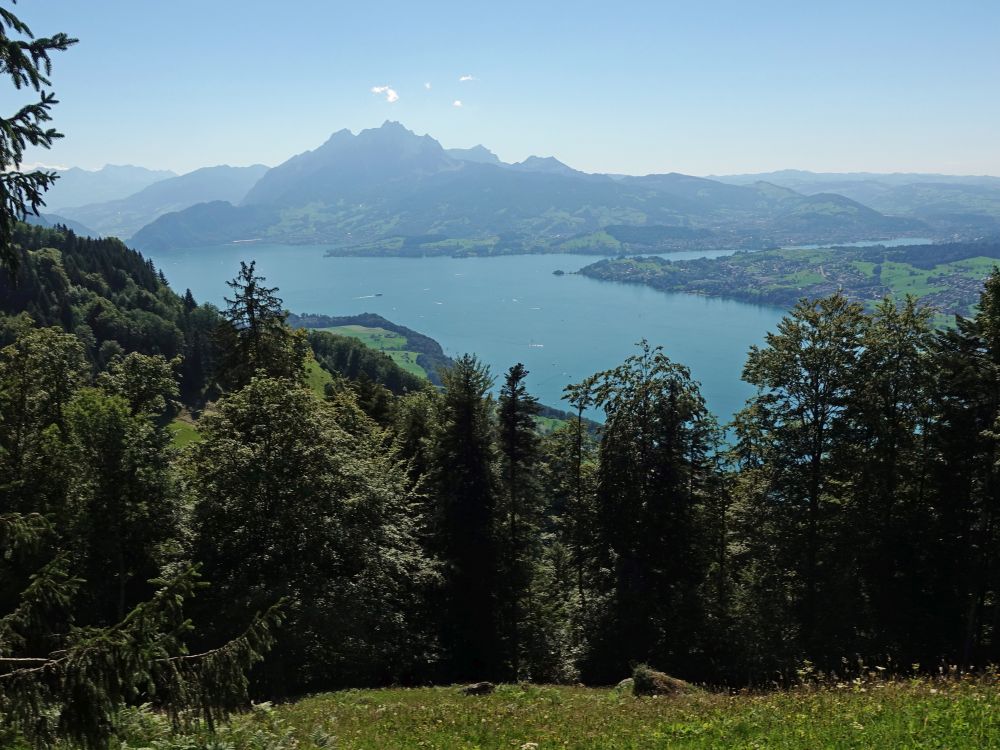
[461,681,496,696]
[616,677,635,692]
[632,664,696,697]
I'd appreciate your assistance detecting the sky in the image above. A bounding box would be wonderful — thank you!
[12,0,1000,176]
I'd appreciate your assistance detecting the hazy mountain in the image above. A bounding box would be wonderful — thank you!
[715,170,1000,231]
[41,165,176,211]
[130,122,926,255]
[57,164,269,239]
[242,122,453,207]
[446,145,502,165]
[716,169,1000,189]
[25,212,97,237]
[510,155,585,177]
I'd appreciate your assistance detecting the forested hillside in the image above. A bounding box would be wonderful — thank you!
[8,214,1000,747]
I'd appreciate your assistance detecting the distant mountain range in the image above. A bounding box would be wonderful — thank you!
[716,170,1000,233]
[52,165,268,239]
[128,122,932,255]
[41,164,176,211]
[38,124,1000,256]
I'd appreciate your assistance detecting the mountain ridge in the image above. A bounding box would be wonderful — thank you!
[124,122,930,255]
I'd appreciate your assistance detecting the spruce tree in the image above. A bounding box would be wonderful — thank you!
[496,363,542,679]
[0,3,76,271]
[430,354,500,680]
[217,261,306,389]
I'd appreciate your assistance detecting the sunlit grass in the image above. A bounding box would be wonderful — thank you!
[319,325,429,379]
[168,417,201,448]
[113,676,1000,749]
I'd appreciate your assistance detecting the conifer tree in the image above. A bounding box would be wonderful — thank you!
[0,326,282,749]
[0,2,76,271]
[217,261,306,389]
[430,354,500,680]
[496,363,542,679]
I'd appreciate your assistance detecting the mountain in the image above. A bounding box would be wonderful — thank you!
[446,145,502,165]
[715,170,1000,232]
[56,164,269,239]
[26,212,97,237]
[510,155,584,177]
[241,122,451,207]
[130,122,927,255]
[41,165,176,210]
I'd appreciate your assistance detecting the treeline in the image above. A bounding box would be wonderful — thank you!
[288,311,452,385]
[6,224,1000,745]
[0,225,425,405]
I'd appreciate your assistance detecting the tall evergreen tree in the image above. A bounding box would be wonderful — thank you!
[217,261,306,389]
[430,354,500,680]
[495,363,542,679]
[922,271,1000,665]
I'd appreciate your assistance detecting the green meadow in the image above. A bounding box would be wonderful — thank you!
[113,677,1000,749]
[320,324,430,379]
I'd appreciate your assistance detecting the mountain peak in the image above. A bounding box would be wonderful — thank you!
[511,155,581,176]
[242,121,453,207]
[446,144,502,165]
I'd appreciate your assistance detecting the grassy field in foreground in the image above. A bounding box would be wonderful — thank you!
[115,678,1000,749]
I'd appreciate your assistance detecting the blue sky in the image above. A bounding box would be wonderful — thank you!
[14,0,1000,176]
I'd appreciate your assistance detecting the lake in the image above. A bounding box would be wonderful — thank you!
[150,245,789,422]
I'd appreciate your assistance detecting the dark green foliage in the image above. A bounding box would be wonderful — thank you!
[290,312,452,386]
[0,563,283,750]
[495,364,542,680]
[12,151,1000,748]
[578,342,723,683]
[0,321,280,749]
[308,329,426,394]
[216,260,307,389]
[0,223,221,401]
[735,295,866,659]
[187,376,436,693]
[428,355,501,681]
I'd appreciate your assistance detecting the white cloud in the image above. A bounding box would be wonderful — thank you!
[370,85,399,103]
[424,82,432,90]
[459,74,476,82]
[452,100,463,108]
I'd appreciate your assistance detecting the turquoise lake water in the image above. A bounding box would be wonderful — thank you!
[151,245,788,422]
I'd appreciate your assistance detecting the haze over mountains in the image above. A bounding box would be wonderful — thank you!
[717,170,1000,233]
[40,123,1000,255]
[54,164,268,239]
[42,164,176,210]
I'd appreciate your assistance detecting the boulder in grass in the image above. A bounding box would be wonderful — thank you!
[631,664,696,696]
[615,677,635,693]
[461,681,495,696]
